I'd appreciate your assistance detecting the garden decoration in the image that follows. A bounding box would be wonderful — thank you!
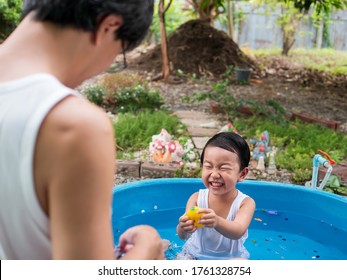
[250,131,271,171]
[250,131,270,161]
[149,129,196,166]
[219,122,238,133]
[267,147,278,175]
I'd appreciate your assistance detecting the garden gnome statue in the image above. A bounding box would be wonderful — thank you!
[251,131,270,161]
[267,147,277,175]
[256,156,266,171]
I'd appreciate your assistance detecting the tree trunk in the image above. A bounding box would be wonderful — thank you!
[281,10,300,56]
[316,20,324,49]
[227,0,233,38]
[158,0,172,80]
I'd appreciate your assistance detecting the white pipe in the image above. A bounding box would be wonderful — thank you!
[311,166,318,189]
[318,163,333,190]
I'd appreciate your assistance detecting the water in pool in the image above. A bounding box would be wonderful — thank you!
[113,207,347,260]
[112,178,347,260]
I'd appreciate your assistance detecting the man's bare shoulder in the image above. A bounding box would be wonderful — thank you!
[47,96,112,133]
[36,95,115,178]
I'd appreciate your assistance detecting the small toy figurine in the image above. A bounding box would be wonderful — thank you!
[185,206,203,228]
[219,122,238,133]
[251,131,270,160]
[149,129,184,163]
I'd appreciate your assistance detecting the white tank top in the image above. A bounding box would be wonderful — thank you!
[182,189,250,259]
[0,74,80,259]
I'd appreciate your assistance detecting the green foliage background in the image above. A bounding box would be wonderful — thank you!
[0,0,22,39]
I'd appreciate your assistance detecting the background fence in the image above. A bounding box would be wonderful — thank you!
[217,2,347,51]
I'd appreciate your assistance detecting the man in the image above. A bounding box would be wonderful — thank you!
[0,0,164,260]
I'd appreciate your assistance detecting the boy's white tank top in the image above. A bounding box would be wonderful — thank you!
[183,188,250,259]
[0,74,80,259]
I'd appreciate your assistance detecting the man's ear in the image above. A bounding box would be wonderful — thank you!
[238,167,249,182]
[93,14,123,45]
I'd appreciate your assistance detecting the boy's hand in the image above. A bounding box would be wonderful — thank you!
[178,214,197,233]
[198,208,219,228]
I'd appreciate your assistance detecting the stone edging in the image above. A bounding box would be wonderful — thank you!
[116,160,180,178]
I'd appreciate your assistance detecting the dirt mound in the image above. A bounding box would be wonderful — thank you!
[131,19,256,77]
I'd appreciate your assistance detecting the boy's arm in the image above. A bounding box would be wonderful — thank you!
[214,197,256,240]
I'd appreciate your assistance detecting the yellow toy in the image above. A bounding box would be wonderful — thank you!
[185,206,203,228]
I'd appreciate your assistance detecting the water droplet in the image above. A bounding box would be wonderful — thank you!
[141,209,145,213]
[153,205,158,210]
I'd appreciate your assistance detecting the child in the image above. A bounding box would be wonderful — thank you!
[176,132,256,259]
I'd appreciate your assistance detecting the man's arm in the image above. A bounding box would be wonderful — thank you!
[35,96,116,259]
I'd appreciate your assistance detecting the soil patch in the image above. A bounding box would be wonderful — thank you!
[131,19,256,77]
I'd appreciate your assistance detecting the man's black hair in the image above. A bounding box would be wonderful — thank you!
[22,0,154,51]
[200,132,250,171]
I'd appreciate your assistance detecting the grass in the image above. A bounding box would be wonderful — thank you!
[244,48,347,75]
[233,115,347,183]
[114,110,188,155]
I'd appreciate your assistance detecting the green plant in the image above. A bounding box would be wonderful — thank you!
[193,79,245,121]
[0,0,22,40]
[234,116,347,184]
[83,85,106,106]
[114,110,187,153]
[114,85,164,114]
[149,1,193,43]
[175,161,202,178]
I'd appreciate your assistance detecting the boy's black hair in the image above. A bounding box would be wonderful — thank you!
[200,132,250,171]
[22,0,154,51]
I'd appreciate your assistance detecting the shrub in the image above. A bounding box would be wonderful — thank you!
[100,73,147,95]
[114,85,163,113]
[83,85,106,106]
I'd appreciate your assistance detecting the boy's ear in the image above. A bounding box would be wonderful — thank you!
[237,167,249,182]
[93,14,123,45]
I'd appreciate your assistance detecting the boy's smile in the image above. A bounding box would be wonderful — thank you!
[202,146,244,196]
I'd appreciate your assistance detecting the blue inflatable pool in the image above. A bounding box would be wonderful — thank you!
[111,178,347,260]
